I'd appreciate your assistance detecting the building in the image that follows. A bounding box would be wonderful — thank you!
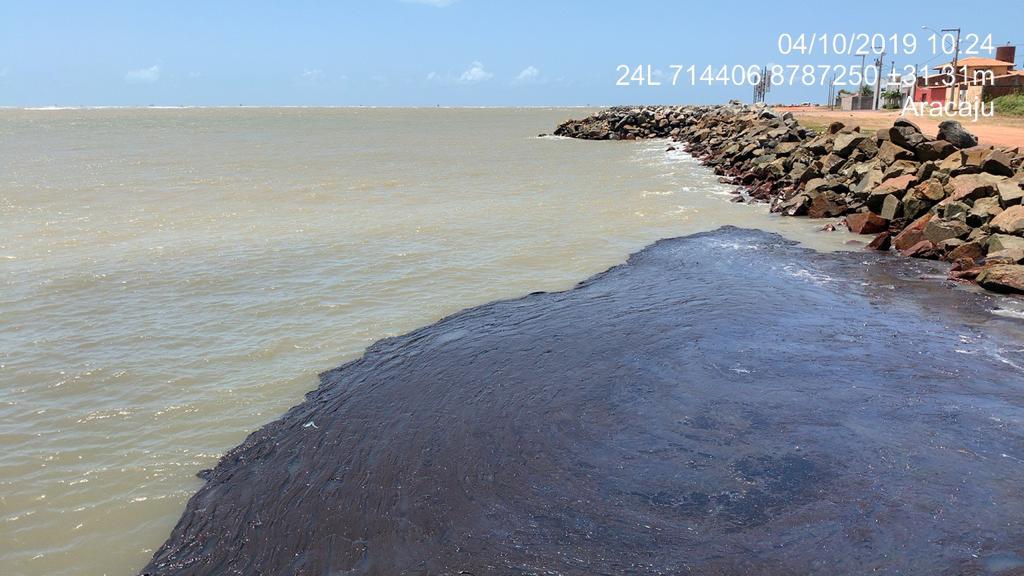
[881,73,913,108]
[838,93,873,111]
[914,45,1023,105]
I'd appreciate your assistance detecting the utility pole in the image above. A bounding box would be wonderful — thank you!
[944,27,961,69]
[873,50,886,110]
[912,62,922,102]
[943,27,962,102]
[922,25,964,103]
[828,70,835,110]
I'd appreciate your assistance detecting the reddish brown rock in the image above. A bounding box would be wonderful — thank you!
[942,174,1000,205]
[807,192,848,219]
[986,248,1024,264]
[893,229,924,252]
[962,146,993,167]
[900,239,936,258]
[915,140,956,162]
[875,174,917,195]
[913,179,946,202]
[990,205,1024,235]
[866,231,892,251]
[923,219,971,244]
[877,140,915,163]
[845,212,889,235]
[949,260,988,281]
[977,265,1024,294]
[982,150,1015,177]
[889,119,925,149]
[892,213,934,251]
[947,241,986,263]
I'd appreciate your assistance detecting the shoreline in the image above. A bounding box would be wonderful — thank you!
[554,103,1024,295]
[131,108,1024,575]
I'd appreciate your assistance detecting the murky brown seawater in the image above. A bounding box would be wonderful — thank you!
[1,108,864,575]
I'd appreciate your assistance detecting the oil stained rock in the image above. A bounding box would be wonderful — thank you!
[141,227,1024,576]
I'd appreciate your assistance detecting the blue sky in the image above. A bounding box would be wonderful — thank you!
[0,0,1020,106]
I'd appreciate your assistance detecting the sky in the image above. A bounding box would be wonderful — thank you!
[0,0,1020,107]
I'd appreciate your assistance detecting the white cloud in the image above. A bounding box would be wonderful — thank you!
[458,61,492,84]
[125,65,160,84]
[514,65,540,83]
[427,62,494,85]
[301,68,325,82]
[401,0,456,7]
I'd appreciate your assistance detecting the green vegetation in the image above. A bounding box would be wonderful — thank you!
[881,89,904,109]
[992,94,1024,116]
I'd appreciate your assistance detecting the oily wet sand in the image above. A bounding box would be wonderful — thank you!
[141,227,1024,576]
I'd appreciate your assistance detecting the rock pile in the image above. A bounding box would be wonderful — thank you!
[554,103,1024,295]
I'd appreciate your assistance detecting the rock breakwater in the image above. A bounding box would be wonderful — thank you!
[555,103,1024,294]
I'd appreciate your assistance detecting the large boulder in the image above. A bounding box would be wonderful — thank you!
[942,201,971,221]
[987,248,1024,264]
[915,140,957,162]
[866,231,892,250]
[877,140,915,164]
[998,179,1024,206]
[987,234,1024,253]
[967,196,1003,227]
[923,219,971,244]
[901,239,937,258]
[853,169,885,195]
[821,153,847,174]
[962,146,993,168]
[990,205,1024,235]
[883,160,921,180]
[982,150,1015,177]
[857,138,880,157]
[913,179,946,202]
[893,213,934,251]
[937,120,978,149]
[943,174,999,205]
[846,211,889,234]
[902,192,934,220]
[889,119,925,149]
[939,150,967,171]
[833,132,867,158]
[948,241,986,263]
[879,194,902,220]
[774,141,801,155]
[807,191,848,218]
[977,265,1024,294]
[875,173,917,195]
[776,193,811,216]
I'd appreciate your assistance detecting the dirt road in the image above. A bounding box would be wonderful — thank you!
[775,106,1024,149]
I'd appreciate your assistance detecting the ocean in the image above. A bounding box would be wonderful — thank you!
[0,107,985,575]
